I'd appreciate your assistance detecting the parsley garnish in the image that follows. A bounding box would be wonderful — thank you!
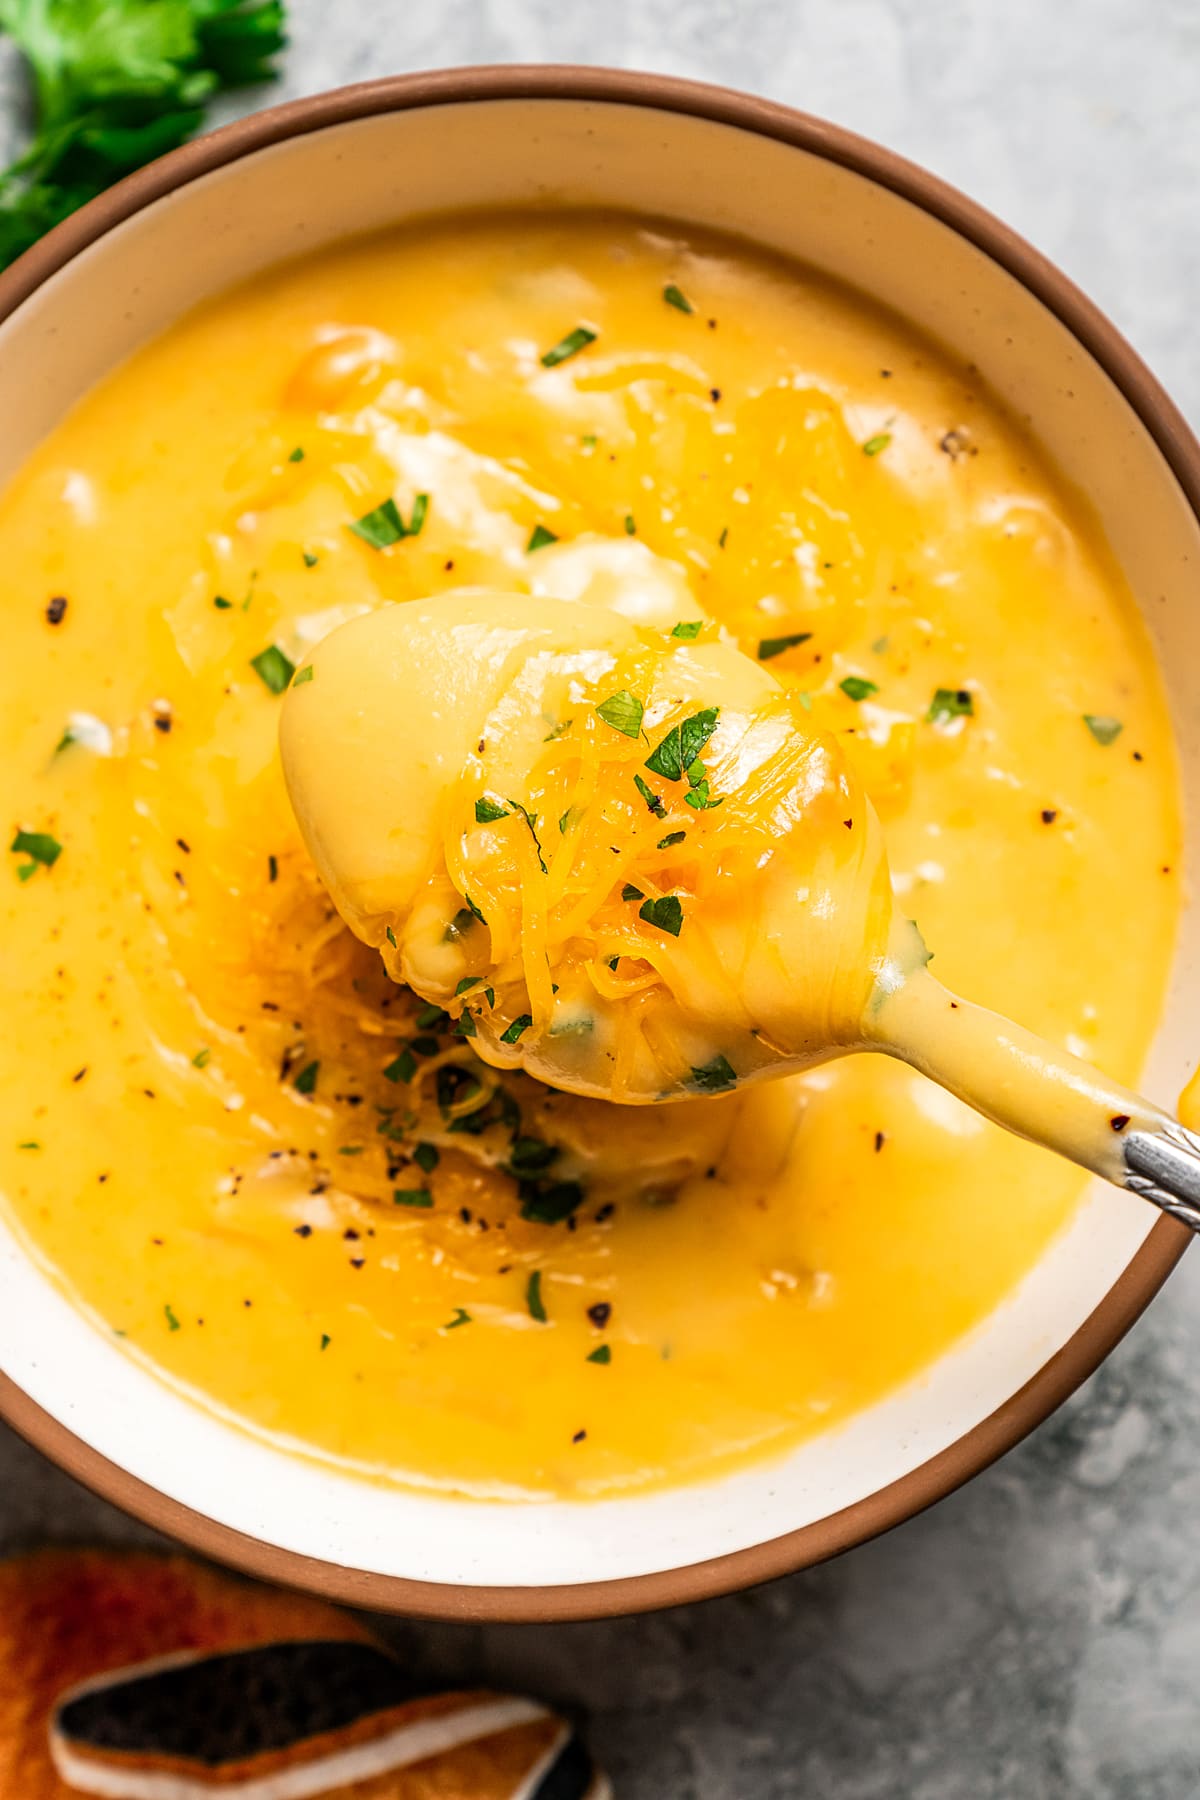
[663,283,694,314]
[671,620,703,639]
[213,594,233,609]
[320,1333,331,1350]
[455,977,480,996]
[383,1050,416,1084]
[11,829,62,876]
[623,513,637,536]
[349,493,429,547]
[385,926,397,947]
[191,1048,211,1069]
[0,0,286,273]
[293,1060,319,1095]
[689,1053,737,1092]
[526,1270,548,1322]
[527,524,559,552]
[621,883,644,902]
[757,631,813,661]
[508,797,547,872]
[292,664,314,687]
[250,645,295,694]
[164,1304,181,1333]
[639,894,683,936]
[1084,713,1124,746]
[288,446,304,463]
[657,830,686,849]
[393,1187,433,1207]
[840,676,878,701]
[443,1307,473,1330]
[927,687,975,724]
[416,1002,447,1030]
[540,325,597,367]
[413,1142,439,1173]
[596,690,644,738]
[500,1014,533,1044]
[475,796,510,823]
[587,1344,612,1364]
[520,1181,584,1224]
[863,432,892,456]
[645,707,719,781]
[544,718,573,741]
[302,551,319,568]
[633,773,667,817]
[454,1011,477,1039]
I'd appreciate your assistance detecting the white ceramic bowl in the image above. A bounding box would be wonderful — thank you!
[1,68,1195,1620]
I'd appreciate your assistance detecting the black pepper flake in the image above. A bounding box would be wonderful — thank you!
[153,713,172,734]
[1110,1114,1131,1132]
[709,386,722,403]
[874,1131,885,1153]
[587,1301,612,1329]
[342,1228,360,1241]
[349,1257,365,1269]
[293,1224,312,1238]
[176,838,191,854]
[594,1202,615,1223]
[1041,809,1058,824]
[72,1066,88,1082]
[572,1429,587,1444]
[45,595,68,625]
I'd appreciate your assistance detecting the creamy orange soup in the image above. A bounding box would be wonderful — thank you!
[0,214,1180,1498]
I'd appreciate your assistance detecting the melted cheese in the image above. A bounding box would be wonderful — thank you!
[0,212,1181,1498]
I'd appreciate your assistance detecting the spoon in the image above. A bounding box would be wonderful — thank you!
[280,589,1200,1230]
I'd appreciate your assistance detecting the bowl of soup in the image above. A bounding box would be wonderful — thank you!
[0,68,1196,1620]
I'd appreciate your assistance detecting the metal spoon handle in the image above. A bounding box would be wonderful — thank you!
[1123,1121,1200,1231]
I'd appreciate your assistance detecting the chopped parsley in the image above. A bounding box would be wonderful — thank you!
[840,676,878,702]
[757,631,813,661]
[475,796,510,823]
[540,325,597,367]
[292,1060,319,1095]
[520,1181,584,1224]
[689,1053,738,1092]
[621,883,644,902]
[413,1142,439,1174]
[164,1304,180,1333]
[671,620,703,639]
[623,513,637,536]
[292,664,314,687]
[416,1002,447,1030]
[454,1011,477,1039]
[383,1050,416,1084]
[288,446,305,463]
[634,773,667,817]
[191,1048,211,1069]
[645,707,719,781]
[393,1187,433,1207]
[544,718,573,742]
[663,283,694,314]
[1084,713,1124,746]
[11,829,62,875]
[320,1334,331,1351]
[508,798,547,872]
[596,690,645,738]
[385,926,397,947]
[302,551,319,568]
[349,493,430,548]
[587,1344,612,1364]
[213,594,233,609]
[500,1014,533,1044]
[639,894,683,936]
[455,977,480,996]
[657,830,686,849]
[526,1269,548,1322]
[862,432,892,456]
[559,806,582,835]
[927,687,975,724]
[250,645,295,694]
[443,1307,473,1330]
[872,635,890,654]
[527,524,559,552]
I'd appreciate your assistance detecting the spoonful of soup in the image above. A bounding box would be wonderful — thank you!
[281,588,1200,1228]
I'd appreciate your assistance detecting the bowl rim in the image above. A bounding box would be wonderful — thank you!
[0,62,1193,1623]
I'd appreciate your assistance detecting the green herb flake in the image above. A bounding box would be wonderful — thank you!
[500,1014,533,1045]
[839,676,879,702]
[526,1270,548,1322]
[302,552,319,568]
[621,883,644,902]
[455,976,480,996]
[475,796,510,823]
[657,830,686,849]
[320,1334,332,1350]
[663,283,694,314]
[872,635,890,654]
[671,620,703,639]
[250,645,295,694]
[407,492,430,537]
[350,491,428,548]
[1084,713,1124,746]
[292,664,314,688]
[164,1304,180,1333]
[595,690,645,738]
[645,707,719,781]
[443,1307,473,1330]
[559,806,582,835]
[927,687,975,724]
[540,325,597,368]
[288,446,305,463]
[338,1145,364,1156]
[213,594,233,609]
[11,829,62,871]
[454,1011,477,1039]
[689,1053,738,1092]
[581,433,598,451]
[623,513,637,536]
[863,432,893,456]
[757,631,813,661]
[639,894,683,936]
[385,926,397,947]
[413,1142,440,1174]
[383,1050,416,1084]
[416,1003,447,1031]
[292,1060,319,1095]
[718,527,729,549]
[393,1187,434,1208]
[544,718,573,742]
[508,797,548,873]
[17,1141,40,1150]
[587,1344,612,1364]
[633,773,667,817]
[191,1048,211,1069]
[527,523,559,552]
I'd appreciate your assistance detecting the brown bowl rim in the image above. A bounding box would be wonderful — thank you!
[0,64,1192,1623]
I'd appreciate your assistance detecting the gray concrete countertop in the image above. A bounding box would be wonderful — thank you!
[2,4,1199,1794]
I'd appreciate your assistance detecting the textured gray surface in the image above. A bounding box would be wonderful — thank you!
[3,4,1200,1795]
